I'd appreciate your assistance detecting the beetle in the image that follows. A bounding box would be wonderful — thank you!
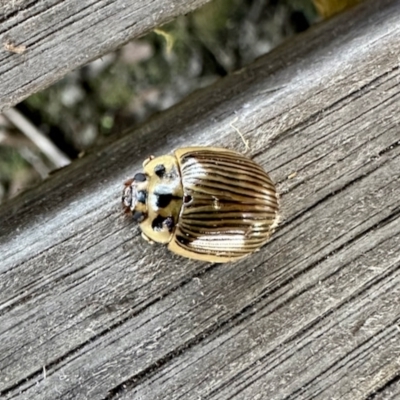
[122,147,279,262]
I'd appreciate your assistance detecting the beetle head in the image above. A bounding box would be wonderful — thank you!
[122,172,148,222]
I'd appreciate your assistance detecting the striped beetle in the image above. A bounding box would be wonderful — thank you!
[122,147,279,262]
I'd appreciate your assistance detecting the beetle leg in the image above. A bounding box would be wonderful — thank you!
[141,232,155,244]
[143,155,155,167]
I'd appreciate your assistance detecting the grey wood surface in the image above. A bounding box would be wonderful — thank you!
[1,0,400,399]
[0,0,212,111]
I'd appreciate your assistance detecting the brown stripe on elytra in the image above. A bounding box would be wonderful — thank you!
[182,154,268,177]
[183,175,277,201]
[181,214,277,223]
[183,171,273,193]
[183,165,275,191]
[181,156,267,178]
[179,225,275,238]
[179,218,273,238]
[178,192,226,204]
[180,152,260,169]
[179,222,274,239]
[182,206,278,216]
[181,150,266,170]
[183,168,275,192]
[181,161,274,190]
[181,183,275,203]
[186,196,279,212]
[182,192,278,215]
[180,216,276,227]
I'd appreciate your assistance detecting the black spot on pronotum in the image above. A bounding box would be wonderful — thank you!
[137,190,147,204]
[151,215,175,232]
[132,210,146,222]
[152,215,165,231]
[154,164,166,177]
[156,193,173,208]
[134,172,147,182]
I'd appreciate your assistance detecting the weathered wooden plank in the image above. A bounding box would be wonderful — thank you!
[124,212,400,400]
[0,0,399,399]
[0,0,212,111]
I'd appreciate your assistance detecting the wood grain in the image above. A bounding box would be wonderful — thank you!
[1,0,400,399]
[0,0,212,111]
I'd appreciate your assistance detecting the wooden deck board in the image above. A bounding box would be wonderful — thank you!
[0,0,212,110]
[0,0,399,399]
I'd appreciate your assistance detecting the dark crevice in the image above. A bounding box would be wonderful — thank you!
[366,372,400,399]
[377,137,400,157]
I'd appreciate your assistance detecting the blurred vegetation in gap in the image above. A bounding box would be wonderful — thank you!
[0,0,362,203]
